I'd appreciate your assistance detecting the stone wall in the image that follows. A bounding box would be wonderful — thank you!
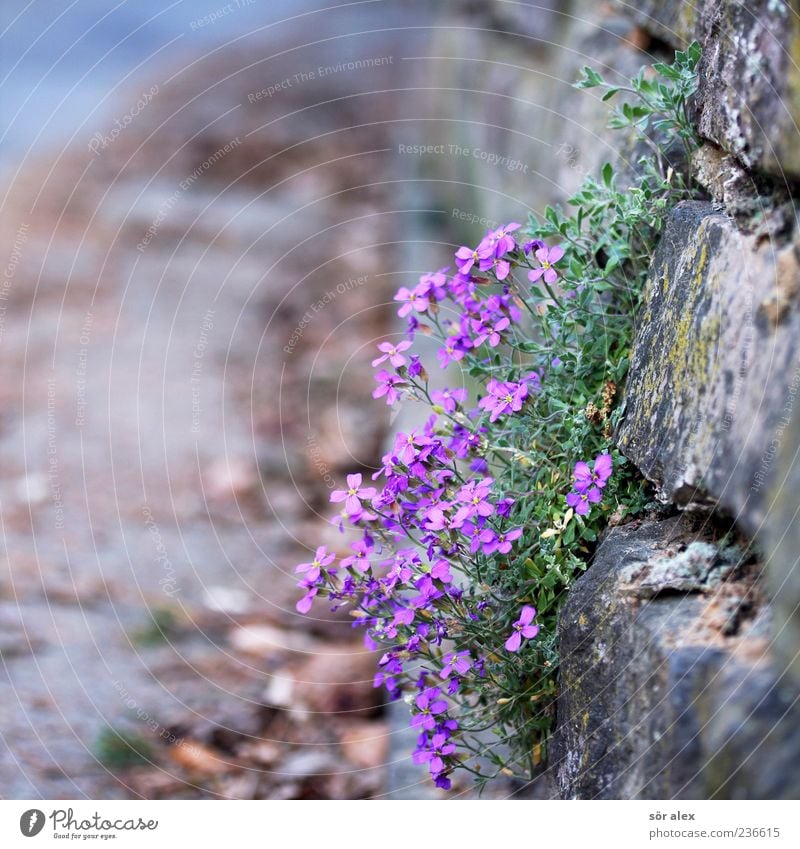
[556,1,800,799]
[420,0,800,798]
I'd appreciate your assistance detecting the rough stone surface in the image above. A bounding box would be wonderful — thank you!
[553,516,798,799]
[620,0,800,180]
[618,540,739,598]
[691,144,792,228]
[617,200,800,535]
[694,1,800,181]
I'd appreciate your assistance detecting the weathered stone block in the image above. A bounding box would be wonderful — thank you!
[617,200,800,535]
[694,1,800,180]
[552,517,797,799]
[618,0,800,180]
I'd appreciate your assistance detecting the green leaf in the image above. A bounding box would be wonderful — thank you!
[574,66,605,89]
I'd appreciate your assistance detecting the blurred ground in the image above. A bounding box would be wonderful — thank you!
[0,2,449,799]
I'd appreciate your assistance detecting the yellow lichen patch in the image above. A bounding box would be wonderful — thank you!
[663,233,718,402]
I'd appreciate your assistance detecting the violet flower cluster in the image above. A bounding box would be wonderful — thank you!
[565,453,613,516]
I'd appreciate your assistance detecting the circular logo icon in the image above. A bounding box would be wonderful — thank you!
[19,810,45,837]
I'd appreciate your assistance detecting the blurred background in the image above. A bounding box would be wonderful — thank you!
[0,0,435,800]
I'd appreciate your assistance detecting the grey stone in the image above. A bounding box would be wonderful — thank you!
[619,540,739,597]
[617,200,800,536]
[552,517,797,799]
[693,1,800,180]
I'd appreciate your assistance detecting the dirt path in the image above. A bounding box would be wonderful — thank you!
[0,8,436,798]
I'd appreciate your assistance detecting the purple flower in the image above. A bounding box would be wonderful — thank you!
[478,378,530,422]
[574,453,613,492]
[492,256,511,280]
[295,545,335,583]
[471,313,510,348]
[430,558,453,584]
[390,607,415,632]
[481,526,522,555]
[393,429,432,465]
[296,587,317,614]
[394,284,430,317]
[437,336,468,368]
[461,518,486,554]
[417,269,448,302]
[372,369,406,405]
[528,244,565,284]
[496,497,515,518]
[454,244,492,275]
[407,355,425,378]
[487,222,520,256]
[413,731,456,778]
[566,485,602,516]
[372,339,412,369]
[412,687,448,730]
[423,504,451,532]
[410,574,442,609]
[330,473,377,516]
[451,478,494,527]
[340,536,374,572]
[505,605,539,652]
[440,651,472,679]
